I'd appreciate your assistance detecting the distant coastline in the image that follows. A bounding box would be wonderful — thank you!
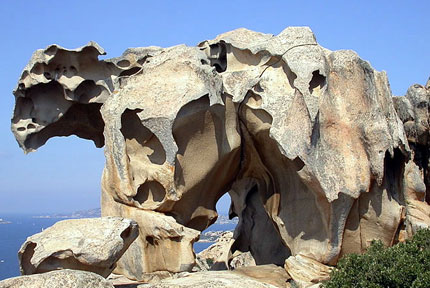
[31,209,238,224]
[31,208,238,243]
[32,208,101,219]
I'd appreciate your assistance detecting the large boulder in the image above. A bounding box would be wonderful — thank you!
[18,217,138,277]
[11,27,430,281]
[0,269,114,288]
[285,255,332,287]
[137,265,290,288]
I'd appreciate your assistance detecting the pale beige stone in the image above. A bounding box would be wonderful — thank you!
[137,265,290,288]
[0,269,114,288]
[196,231,256,270]
[285,255,332,287]
[230,251,256,269]
[18,217,138,278]
[11,27,430,282]
[102,190,199,280]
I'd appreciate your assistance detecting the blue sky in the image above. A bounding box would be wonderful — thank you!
[0,1,429,214]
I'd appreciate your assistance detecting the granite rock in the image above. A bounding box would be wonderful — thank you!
[11,27,430,282]
[0,269,114,288]
[18,217,138,277]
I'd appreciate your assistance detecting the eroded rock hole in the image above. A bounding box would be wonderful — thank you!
[146,236,155,245]
[24,102,105,150]
[119,67,141,77]
[208,43,227,72]
[20,242,37,274]
[30,63,44,75]
[192,193,238,254]
[74,80,102,103]
[120,109,167,165]
[309,70,326,94]
[120,226,132,240]
[117,60,131,68]
[69,66,78,75]
[13,97,34,124]
[134,181,166,204]
[231,185,291,266]
[43,72,52,80]
[137,56,151,65]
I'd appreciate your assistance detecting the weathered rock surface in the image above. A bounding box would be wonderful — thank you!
[12,27,430,282]
[0,269,114,288]
[285,255,332,287]
[197,231,233,270]
[102,192,199,280]
[19,217,138,277]
[229,251,256,269]
[108,272,173,287]
[393,80,430,240]
[137,265,290,288]
[195,231,255,270]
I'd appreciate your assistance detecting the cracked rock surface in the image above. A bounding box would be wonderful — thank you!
[11,27,430,281]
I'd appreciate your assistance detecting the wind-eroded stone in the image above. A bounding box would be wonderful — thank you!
[18,217,138,277]
[0,269,114,288]
[102,191,199,280]
[285,255,332,287]
[11,27,430,282]
[138,265,290,288]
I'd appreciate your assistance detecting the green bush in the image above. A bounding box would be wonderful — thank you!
[322,229,430,288]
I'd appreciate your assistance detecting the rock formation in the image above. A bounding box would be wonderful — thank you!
[11,26,430,283]
[393,79,430,240]
[285,255,332,287]
[0,269,114,288]
[138,265,290,288]
[195,231,256,271]
[18,217,138,277]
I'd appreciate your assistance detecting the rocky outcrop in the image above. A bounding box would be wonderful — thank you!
[11,27,430,282]
[138,265,290,288]
[0,269,114,288]
[102,193,199,280]
[196,231,255,270]
[285,255,332,287]
[18,217,138,277]
[392,79,430,240]
[197,231,233,269]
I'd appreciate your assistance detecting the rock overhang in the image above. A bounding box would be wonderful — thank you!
[10,26,430,280]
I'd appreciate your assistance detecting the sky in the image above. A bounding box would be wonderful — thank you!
[0,0,429,214]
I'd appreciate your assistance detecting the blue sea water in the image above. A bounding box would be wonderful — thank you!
[0,215,236,281]
[0,214,60,281]
[194,222,237,253]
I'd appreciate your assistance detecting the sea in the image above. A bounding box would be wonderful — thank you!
[0,214,236,281]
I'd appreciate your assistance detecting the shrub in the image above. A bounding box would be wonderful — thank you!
[322,229,430,288]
